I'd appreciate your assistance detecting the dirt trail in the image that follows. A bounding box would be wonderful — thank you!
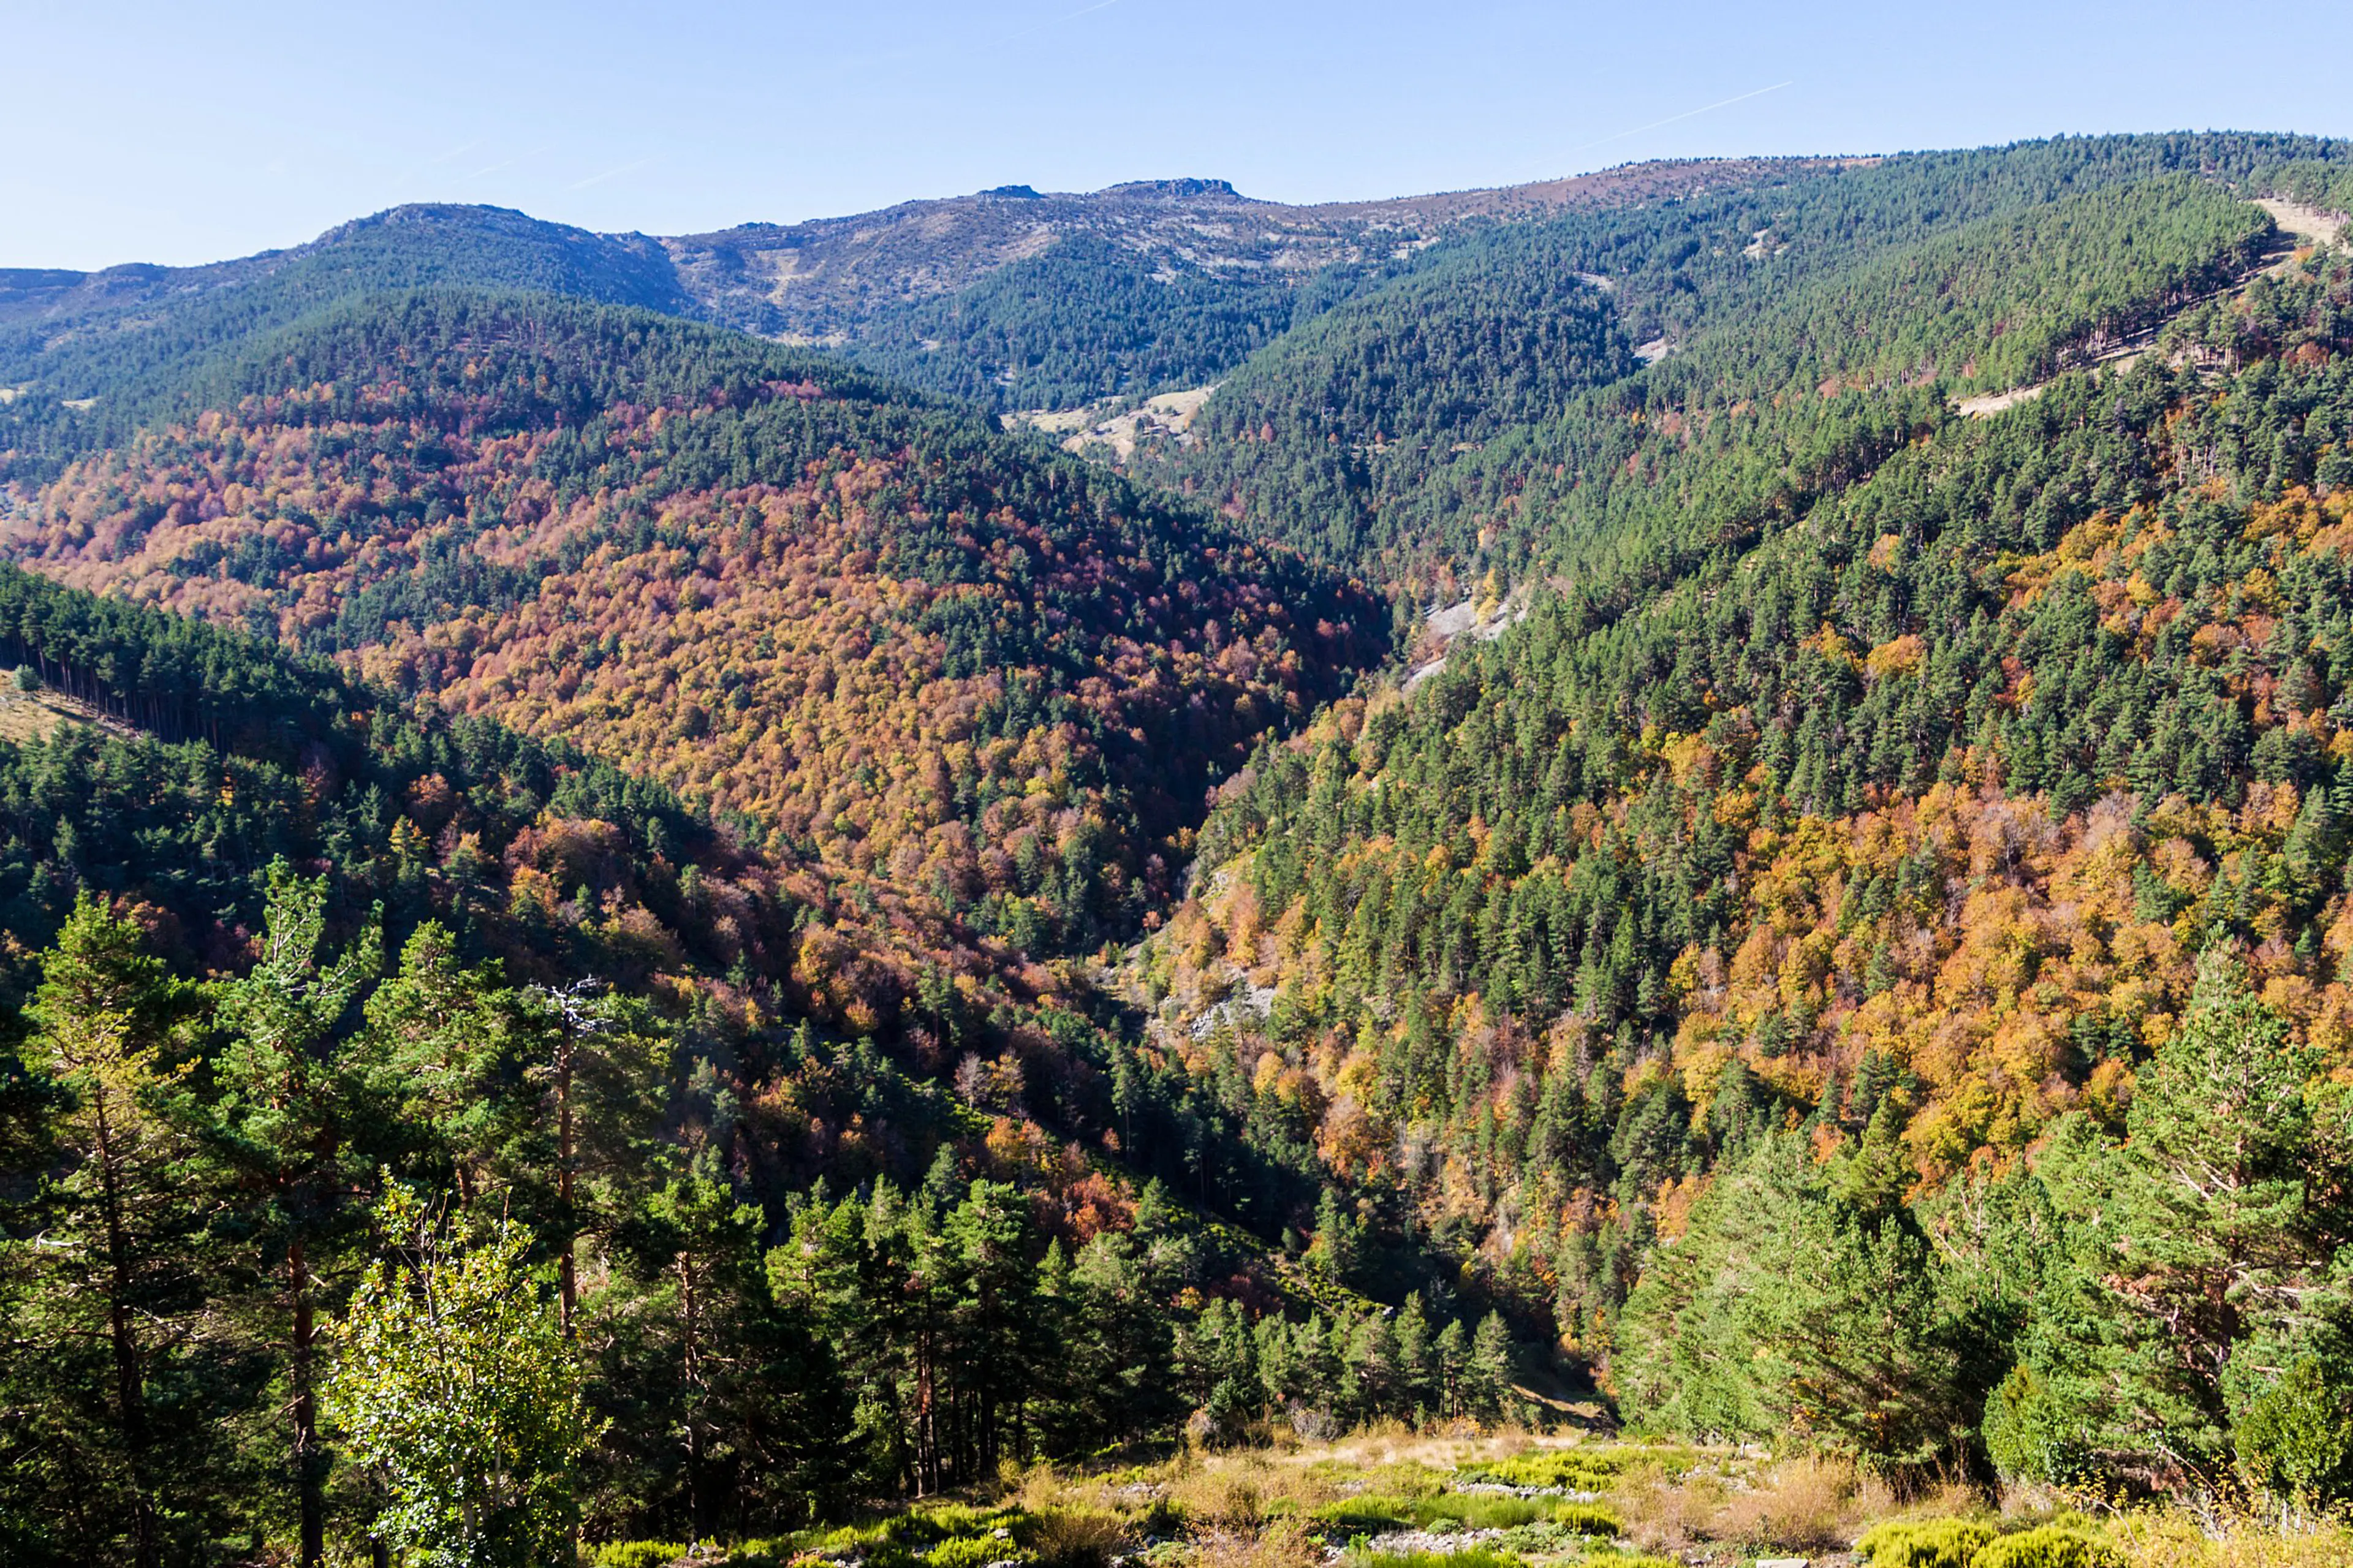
[1955,384,2047,419]
[1955,197,2344,420]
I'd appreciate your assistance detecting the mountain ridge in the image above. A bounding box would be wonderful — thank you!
[662,156,1860,338]
[0,157,1859,428]
[1,157,1849,340]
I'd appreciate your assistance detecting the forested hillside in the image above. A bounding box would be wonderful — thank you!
[0,206,693,479]
[1135,183,2353,1480]
[0,334,1425,1558]
[10,129,2353,1568]
[4,292,1384,960]
[1145,135,2333,580]
[0,560,1479,1562]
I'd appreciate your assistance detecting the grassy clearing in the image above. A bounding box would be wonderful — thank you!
[0,687,93,744]
[587,1437,2353,1568]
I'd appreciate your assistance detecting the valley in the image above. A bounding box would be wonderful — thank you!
[3,129,2353,1568]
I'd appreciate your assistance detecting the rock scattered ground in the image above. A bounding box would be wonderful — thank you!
[1007,386,1217,458]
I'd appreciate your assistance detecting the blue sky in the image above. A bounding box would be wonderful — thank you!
[2,0,2346,270]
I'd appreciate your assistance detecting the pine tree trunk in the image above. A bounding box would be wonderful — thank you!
[93,1086,158,1568]
[915,1332,936,1496]
[290,1237,324,1568]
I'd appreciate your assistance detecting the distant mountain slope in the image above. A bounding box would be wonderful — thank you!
[1139,133,2343,582]
[662,159,1853,343]
[8,143,2334,468]
[0,205,694,477]
[0,158,1854,453]
[840,232,1327,412]
[718,160,1859,409]
[0,203,687,336]
[2,291,1386,963]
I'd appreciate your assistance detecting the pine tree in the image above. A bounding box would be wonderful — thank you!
[944,1180,1041,1473]
[1310,1188,1362,1286]
[210,863,384,1568]
[1433,1317,1471,1418]
[11,894,200,1567]
[2020,955,2353,1487]
[1392,1293,1438,1421]
[1467,1312,1516,1425]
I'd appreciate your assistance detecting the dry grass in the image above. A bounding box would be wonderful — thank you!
[1710,1453,1896,1553]
[1026,1509,1134,1568]
[576,1430,2353,1568]
[1165,1457,1283,1529]
[0,690,89,745]
[1191,1520,1321,1568]
[1612,1450,1993,1558]
[2108,1512,2353,1568]
[995,1434,2353,1568]
[1011,1464,1075,1512]
[1616,1465,1729,1554]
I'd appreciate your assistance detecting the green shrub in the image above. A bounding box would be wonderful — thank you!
[1311,1496,1415,1537]
[1463,1502,1616,1537]
[1316,1487,1573,1534]
[1550,1504,1620,1538]
[1972,1526,2122,1568]
[599,1545,691,1568]
[1483,1513,1621,1557]
[804,1524,879,1550]
[2237,1358,2353,1505]
[1857,1518,1996,1568]
[1338,1548,1525,1568]
[906,1507,1028,1545]
[926,1537,1034,1568]
[1983,1365,2092,1486]
[1423,1496,1547,1531]
[1486,1524,1566,1555]
[1453,1451,1619,1490]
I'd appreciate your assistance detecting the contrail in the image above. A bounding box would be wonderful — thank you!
[1571,80,1794,156]
[387,140,485,188]
[468,144,557,181]
[569,156,657,192]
